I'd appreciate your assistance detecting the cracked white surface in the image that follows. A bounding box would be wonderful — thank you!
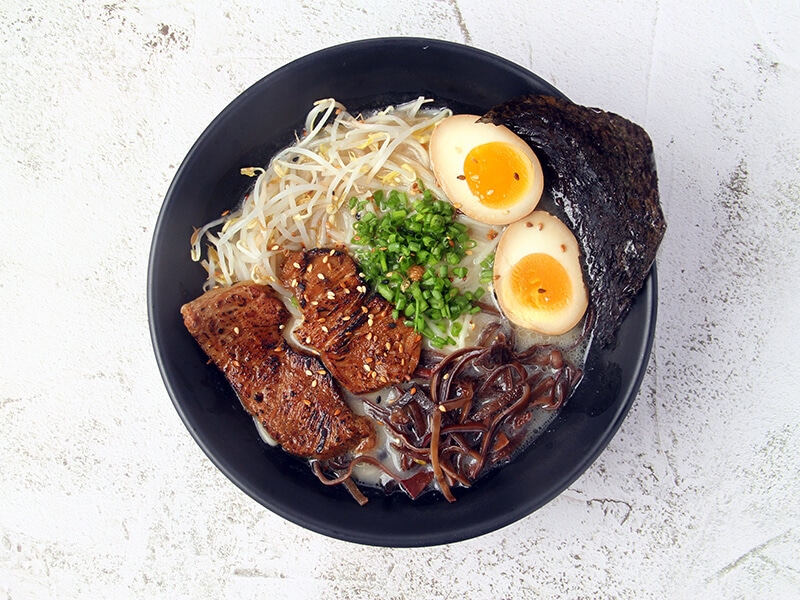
[2,0,799,598]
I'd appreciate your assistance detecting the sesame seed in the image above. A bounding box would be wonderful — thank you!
[279,324,285,330]
[342,316,350,321]
[291,279,298,287]
[344,289,351,295]
[270,244,280,251]
[304,369,312,376]
[371,371,377,379]
[233,327,240,334]
[329,249,336,256]
[366,332,373,341]
[311,380,318,388]
[305,336,311,343]
[321,326,329,333]
[327,291,335,299]
[322,256,329,264]
[438,405,446,412]
[363,364,371,372]
[306,264,313,273]
[317,273,325,280]
[317,369,326,375]
[334,409,341,416]
[443,373,449,380]
[293,262,301,269]
[385,342,391,351]
[303,399,311,406]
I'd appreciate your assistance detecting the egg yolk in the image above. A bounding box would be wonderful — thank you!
[463,142,530,209]
[508,253,571,312]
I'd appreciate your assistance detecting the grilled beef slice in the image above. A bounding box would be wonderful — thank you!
[481,95,666,346]
[280,248,422,394]
[181,282,374,460]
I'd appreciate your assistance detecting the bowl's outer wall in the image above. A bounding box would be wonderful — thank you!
[148,38,657,547]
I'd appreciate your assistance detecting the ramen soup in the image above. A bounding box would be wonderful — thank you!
[188,98,591,503]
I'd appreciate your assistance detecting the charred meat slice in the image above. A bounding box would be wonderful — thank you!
[280,248,368,349]
[181,282,374,460]
[281,248,422,394]
[324,295,424,393]
[481,95,666,346]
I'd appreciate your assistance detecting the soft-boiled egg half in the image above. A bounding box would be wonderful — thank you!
[429,114,544,225]
[493,211,589,336]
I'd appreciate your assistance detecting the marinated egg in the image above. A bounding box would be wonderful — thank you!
[493,211,589,336]
[429,114,544,225]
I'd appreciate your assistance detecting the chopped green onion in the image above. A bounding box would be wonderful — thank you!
[349,187,488,343]
[376,283,394,301]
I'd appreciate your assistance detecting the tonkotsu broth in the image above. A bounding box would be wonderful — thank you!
[191,98,589,499]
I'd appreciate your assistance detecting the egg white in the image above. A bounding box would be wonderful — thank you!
[429,115,544,225]
[493,211,589,335]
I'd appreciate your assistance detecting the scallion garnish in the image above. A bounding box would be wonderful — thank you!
[350,189,482,344]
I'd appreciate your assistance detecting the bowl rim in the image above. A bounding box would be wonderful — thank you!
[148,37,659,547]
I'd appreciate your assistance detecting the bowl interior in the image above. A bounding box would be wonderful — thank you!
[148,38,656,547]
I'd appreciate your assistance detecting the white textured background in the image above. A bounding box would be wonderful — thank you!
[2,1,799,598]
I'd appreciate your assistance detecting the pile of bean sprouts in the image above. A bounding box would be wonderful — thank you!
[191,97,453,294]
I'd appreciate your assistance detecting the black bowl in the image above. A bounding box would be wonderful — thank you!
[148,38,657,547]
